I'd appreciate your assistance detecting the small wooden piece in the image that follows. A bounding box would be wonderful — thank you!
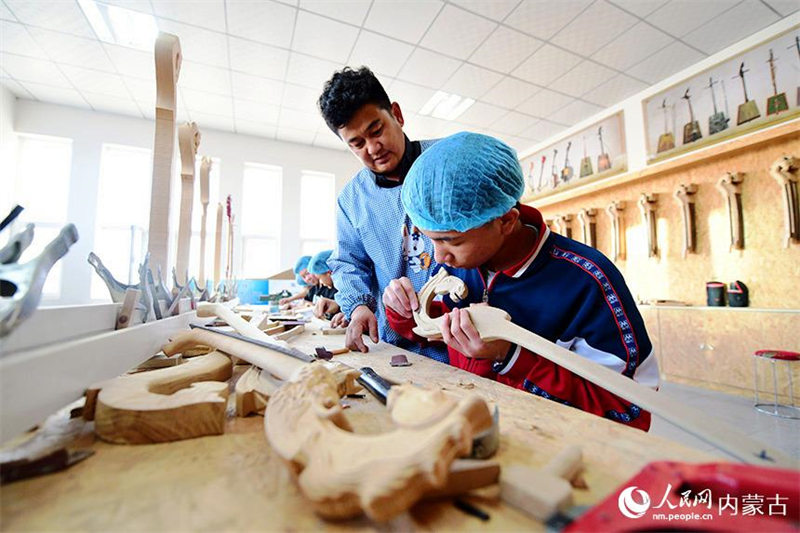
[198,157,212,288]
[576,208,596,248]
[321,326,347,335]
[769,155,799,247]
[84,351,232,444]
[716,173,744,250]
[424,459,500,499]
[115,288,140,330]
[673,184,698,257]
[552,214,572,239]
[176,122,201,286]
[235,365,280,417]
[637,193,658,257]
[605,201,625,262]
[272,324,305,342]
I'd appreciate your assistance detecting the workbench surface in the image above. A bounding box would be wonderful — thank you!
[1,323,712,531]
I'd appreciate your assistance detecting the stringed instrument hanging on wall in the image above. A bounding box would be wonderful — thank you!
[766,48,789,116]
[579,136,593,178]
[536,155,546,192]
[706,76,730,135]
[681,88,702,144]
[657,99,675,154]
[735,62,760,125]
[560,142,574,183]
[550,148,559,190]
[597,127,611,172]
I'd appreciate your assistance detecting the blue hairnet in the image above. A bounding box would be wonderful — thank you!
[295,274,307,286]
[293,255,311,274]
[401,132,524,232]
[308,250,333,275]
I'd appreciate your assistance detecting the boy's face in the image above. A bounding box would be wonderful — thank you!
[338,102,406,177]
[301,269,318,285]
[421,221,504,270]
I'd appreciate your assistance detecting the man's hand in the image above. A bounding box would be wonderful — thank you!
[330,312,349,328]
[346,305,379,353]
[381,277,419,318]
[440,307,510,359]
[313,297,340,319]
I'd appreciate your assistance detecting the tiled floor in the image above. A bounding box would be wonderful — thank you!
[649,381,799,463]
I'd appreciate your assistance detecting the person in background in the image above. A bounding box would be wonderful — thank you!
[304,250,340,319]
[278,255,316,307]
[318,66,465,358]
[382,132,659,431]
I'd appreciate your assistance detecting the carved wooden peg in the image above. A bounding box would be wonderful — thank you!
[198,157,212,288]
[576,208,597,248]
[716,173,744,250]
[553,214,572,239]
[176,122,202,286]
[637,193,658,257]
[673,184,698,257]
[769,155,799,247]
[605,201,625,262]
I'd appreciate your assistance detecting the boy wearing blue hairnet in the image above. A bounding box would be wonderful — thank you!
[279,255,317,307]
[304,250,342,319]
[384,132,659,431]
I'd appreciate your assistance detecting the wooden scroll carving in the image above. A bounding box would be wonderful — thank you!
[637,193,658,257]
[411,269,792,468]
[264,363,493,521]
[198,157,212,288]
[716,173,744,250]
[576,208,596,248]
[553,214,572,239]
[769,155,799,247]
[148,32,181,275]
[605,201,625,262]
[84,351,231,444]
[213,202,223,288]
[176,122,201,286]
[673,184,698,257]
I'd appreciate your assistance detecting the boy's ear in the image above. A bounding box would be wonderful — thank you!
[499,208,520,234]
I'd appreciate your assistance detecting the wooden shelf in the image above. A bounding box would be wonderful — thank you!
[524,118,800,208]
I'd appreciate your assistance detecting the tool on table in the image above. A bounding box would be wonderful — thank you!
[390,354,411,367]
[1,448,94,484]
[189,324,314,362]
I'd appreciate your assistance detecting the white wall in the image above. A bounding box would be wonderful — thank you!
[9,98,360,304]
[0,86,16,200]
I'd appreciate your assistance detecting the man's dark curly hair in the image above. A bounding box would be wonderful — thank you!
[318,66,392,136]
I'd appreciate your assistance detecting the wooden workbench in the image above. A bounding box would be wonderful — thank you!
[1,323,712,531]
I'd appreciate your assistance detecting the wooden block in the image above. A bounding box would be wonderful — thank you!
[500,464,573,521]
[234,366,281,417]
[322,327,347,335]
[423,459,500,499]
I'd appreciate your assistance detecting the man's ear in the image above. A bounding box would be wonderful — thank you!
[499,208,520,235]
[391,102,404,127]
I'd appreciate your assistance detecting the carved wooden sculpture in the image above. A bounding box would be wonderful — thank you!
[148,32,181,275]
[637,193,658,257]
[198,157,212,288]
[605,201,625,262]
[553,214,572,239]
[235,365,280,417]
[213,203,223,288]
[176,122,201,286]
[576,208,596,248]
[673,184,698,257]
[410,269,792,467]
[769,155,799,247]
[84,351,232,444]
[716,173,744,250]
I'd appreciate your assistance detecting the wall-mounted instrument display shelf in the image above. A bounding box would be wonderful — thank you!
[520,112,626,202]
[643,28,800,164]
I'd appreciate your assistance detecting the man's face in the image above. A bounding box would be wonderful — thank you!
[337,102,406,176]
[421,221,504,270]
[301,269,318,285]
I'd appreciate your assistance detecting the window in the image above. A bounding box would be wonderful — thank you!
[10,134,73,299]
[240,162,282,278]
[188,156,221,287]
[91,144,152,300]
[299,170,335,257]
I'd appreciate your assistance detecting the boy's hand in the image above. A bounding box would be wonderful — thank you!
[441,307,510,360]
[314,297,340,319]
[330,312,349,328]
[346,305,379,353]
[278,297,290,306]
[382,277,419,318]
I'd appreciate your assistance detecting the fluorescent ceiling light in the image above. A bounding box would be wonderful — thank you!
[419,91,475,121]
[78,0,158,51]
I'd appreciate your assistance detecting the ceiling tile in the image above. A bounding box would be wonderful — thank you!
[60,65,128,96]
[469,25,542,73]
[122,76,154,106]
[528,119,567,141]
[228,37,288,81]
[518,88,574,118]
[591,22,673,71]
[420,4,496,60]
[152,0,226,32]
[300,0,371,25]
[682,1,779,55]
[236,119,277,138]
[190,111,234,131]
[646,0,739,38]
[347,31,414,77]
[276,125,316,144]
[292,10,359,63]
[482,76,537,109]
[181,87,233,116]
[278,107,325,131]
[103,44,153,80]
[442,63,503,100]
[505,0,592,41]
[226,0,296,48]
[548,99,602,126]
[387,79,435,114]
[280,82,319,111]
[549,60,616,97]
[21,81,89,107]
[28,27,115,72]
[285,53,340,90]
[607,0,667,17]
[234,99,280,124]
[513,44,582,86]
[764,0,800,15]
[626,40,705,84]
[449,0,518,21]
[0,2,16,20]
[505,135,534,154]
[4,0,94,38]
[178,60,231,96]
[583,73,648,107]
[313,130,347,150]
[550,1,638,57]
[82,91,141,117]
[491,110,535,136]
[396,48,460,88]
[97,0,154,14]
[1,53,72,87]
[0,77,31,97]
[363,0,444,44]
[231,71,284,105]
[1,20,48,59]
[156,19,229,68]
[456,100,507,127]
